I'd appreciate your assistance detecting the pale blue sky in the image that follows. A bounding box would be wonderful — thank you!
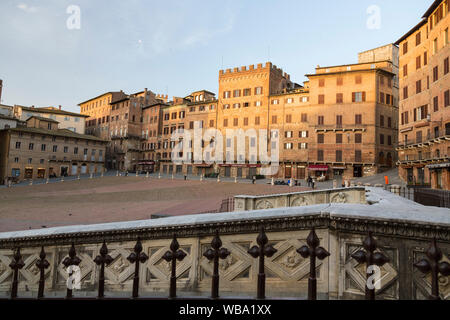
[0,0,431,113]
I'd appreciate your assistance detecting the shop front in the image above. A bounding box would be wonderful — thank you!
[307,165,329,180]
[137,161,155,173]
[37,168,45,179]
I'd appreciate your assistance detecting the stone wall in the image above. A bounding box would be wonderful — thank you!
[0,188,448,300]
[234,187,366,211]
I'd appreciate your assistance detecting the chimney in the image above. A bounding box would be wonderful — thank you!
[0,79,3,103]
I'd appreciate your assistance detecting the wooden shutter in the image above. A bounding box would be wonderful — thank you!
[362,92,366,102]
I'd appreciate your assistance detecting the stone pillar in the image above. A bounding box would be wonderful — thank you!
[390,184,400,195]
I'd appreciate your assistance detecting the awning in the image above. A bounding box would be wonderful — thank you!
[137,161,155,165]
[194,164,213,168]
[308,165,329,171]
[426,163,450,169]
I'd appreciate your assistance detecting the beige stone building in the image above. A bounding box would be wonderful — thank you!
[14,105,88,134]
[0,116,107,184]
[396,0,450,190]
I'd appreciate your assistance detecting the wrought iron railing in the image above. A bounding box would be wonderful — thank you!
[3,230,449,300]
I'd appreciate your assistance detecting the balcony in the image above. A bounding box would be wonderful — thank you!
[396,134,450,150]
[314,124,368,133]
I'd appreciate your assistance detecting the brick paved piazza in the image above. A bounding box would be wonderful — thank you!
[0,177,309,232]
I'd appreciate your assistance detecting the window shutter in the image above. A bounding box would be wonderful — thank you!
[352,92,356,102]
[362,92,366,102]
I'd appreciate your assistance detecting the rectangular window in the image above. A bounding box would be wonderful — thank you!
[380,115,384,127]
[336,115,343,126]
[74,147,78,154]
[352,92,365,102]
[318,95,325,104]
[299,143,308,150]
[41,144,46,151]
[403,64,408,77]
[336,93,343,104]
[388,117,392,128]
[243,88,251,96]
[301,113,307,122]
[284,143,293,150]
[434,96,439,112]
[337,77,343,86]
[223,119,228,127]
[317,150,324,161]
[424,52,428,65]
[336,150,342,162]
[403,86,408,99]
[15,141,21,149]
[233,118,238,126]
[355,75,362,84]
[444,57,449,75]
[255,87,263,95]
[209,120,214,127]
[299,131,308,138]
[286,114,292,123]
[355,150,362,162]
[285,131,293,138]
[416,56,421,69]
[64,146,68,153]
[318,116,324,125]
[403,42,408,54]
[416,32,421,46]
[28,143,34,150]
[317,134,324,144]
[244,118,248,126]
[355,133,362,144]
[272,116,277,124]
[336,134,342,144]
[319,79,325,87]
[445,90,450,107]
[53,145,57,152]
[433,66,439,82]
[355,114,362,125]
[380,134,385,145]
[233,89,241,98]
[255,117,260,125]
[416,80,422,94]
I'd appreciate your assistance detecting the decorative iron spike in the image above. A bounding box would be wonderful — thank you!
[62,243,81,299]
[94,241,113,298]
[203,230,230,299]
[296,228,330,300]
[351,232,389,300]
[247,226,277,299]
[36,246,50,299]
[163,234,187,298]
[127,238,148,298]
[414,238,450,300]
[9,247,25,299]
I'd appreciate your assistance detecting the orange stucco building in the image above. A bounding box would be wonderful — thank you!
[396,0,450,190]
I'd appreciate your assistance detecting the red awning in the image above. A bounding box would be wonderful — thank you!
[308,165,329,171]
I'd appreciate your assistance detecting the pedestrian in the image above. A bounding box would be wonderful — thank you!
[252,176,256,185]
[312,178,315,190]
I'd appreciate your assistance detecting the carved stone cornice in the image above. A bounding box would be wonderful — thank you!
[0,213,448,249]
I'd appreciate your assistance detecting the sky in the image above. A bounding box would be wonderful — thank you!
[0,0,433,113]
